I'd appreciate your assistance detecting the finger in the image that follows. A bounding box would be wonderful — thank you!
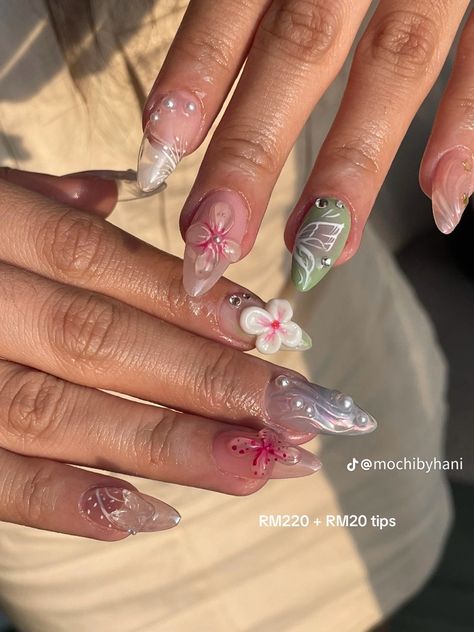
[178,0,372,296]
[0,361,321,492]
[285,0,470,292]
[138,0,271,192]
[0,262,377,441]
[0,448,180,540]
[0,179,311,352]
[0,167,119,216]
[419,9,474,233]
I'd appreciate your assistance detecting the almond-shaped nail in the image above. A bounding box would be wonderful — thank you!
[432,146,474,234]
[213,428,321,479]
[80,487,180,535]
[137,91,202,192]
[292,197,351,292]
[265,374,377,437]
[183,190,249,297]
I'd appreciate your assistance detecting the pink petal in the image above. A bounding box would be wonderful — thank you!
[266,299,293,323]
[210,202,234,234]
[229,436,259,456]
[195,247,217,278]
[222,239,241,263]
[185,223,211,249]
[240,307,273,335]
[279,321,303,348]
[255,330,282,355]
[273,444,301,465]
[253,450,271,477]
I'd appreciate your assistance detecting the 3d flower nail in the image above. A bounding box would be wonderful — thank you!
[292,197,351,292]
[239,298,312,354]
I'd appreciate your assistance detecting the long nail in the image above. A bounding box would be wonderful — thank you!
[432,146,474,234]
[292,197,351,292]
[70,169,166,201]
[80,487,180,535]
[137,91,202,192]
[183,190,249,297]
[213,428,321,479]
[265,374,377,437]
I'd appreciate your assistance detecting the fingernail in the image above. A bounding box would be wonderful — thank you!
[137,91,202,192]
[292,197,351,292]
[213,428,321,479]
[265,374,377,437]
[432,146,474,234]
[72,169,166,201]
[183,190,249,297]
[80,487,180,535]
[239,298,312,354]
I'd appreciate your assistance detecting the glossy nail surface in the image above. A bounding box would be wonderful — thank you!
[432,146,474,234]
[213,428,321,479]
[240,298,312,354]
[292,197,351,292]
[137,91,202,192]
[183,190,249,297]
[80,487,180,535]
[265,374,377,437]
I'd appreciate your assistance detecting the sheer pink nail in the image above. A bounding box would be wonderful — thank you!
[183,190,249,297]
[80,487,180,535]
[213,428,321,479]
[137,90,202,192]
[432,146,474,234]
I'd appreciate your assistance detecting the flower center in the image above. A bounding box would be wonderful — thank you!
[212,234,223,244]
[271,320,281,330]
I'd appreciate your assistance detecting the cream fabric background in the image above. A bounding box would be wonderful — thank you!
[0,2,451,631]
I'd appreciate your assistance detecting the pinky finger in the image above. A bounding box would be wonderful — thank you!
[420,9,474,234]
[0,449,180,540]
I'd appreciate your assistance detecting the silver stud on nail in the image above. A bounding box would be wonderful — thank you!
[321,257,332,267]
[242,293,252,300]
[336,200,345,209]
[316,198,328,208]
[275,375,290,388]
[228,294,242,308]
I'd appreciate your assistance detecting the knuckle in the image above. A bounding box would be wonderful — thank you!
[147,410,180,468]
[215,124,282,179]
[47,290,125,369]
[39,209,112,280]
[160,263,188,320]
[452,94,474,130]
[21,465,56,524]
[361,10,439,79]
[328,131,383,176]
[177,28,235,79]
[258,0,343,64]
[190,343,242,413]
[3,370,66,444]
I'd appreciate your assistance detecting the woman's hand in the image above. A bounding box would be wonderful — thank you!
[0,170,376,541]
[138,0,474,295]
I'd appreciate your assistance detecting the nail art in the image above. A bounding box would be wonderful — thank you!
[74,169,166,201]
[137,91,202,192]
[265,374,377,437]
[292,197,351,292]
[183,190,248,297]
[239,298,312,354]
[80,487,180,535]
[432,146,474,234]
[213,428,321,478]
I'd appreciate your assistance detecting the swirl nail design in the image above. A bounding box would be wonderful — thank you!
[240,298,312,354]
[137,91,202,192]
[265,374,377,436]
[292,197,351,292]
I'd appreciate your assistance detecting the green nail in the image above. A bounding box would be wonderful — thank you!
[291,197,351,292]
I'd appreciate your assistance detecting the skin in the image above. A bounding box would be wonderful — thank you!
[0,172,316,541]
[142,0,474,265]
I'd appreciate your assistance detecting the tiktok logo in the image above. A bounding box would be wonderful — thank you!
[346,457,359,472]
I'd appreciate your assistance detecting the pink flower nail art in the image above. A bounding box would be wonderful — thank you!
[230,429,301,477]
[183,190,249,297]
[185,201,241,277]
[240,298,311,354]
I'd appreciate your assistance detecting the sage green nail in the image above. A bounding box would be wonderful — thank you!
[291,197,351,292]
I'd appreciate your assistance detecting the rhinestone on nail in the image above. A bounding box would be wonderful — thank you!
[321,257,332,267]
[228,294,242,308]
[316,198,328,208]
[336,200,345,209]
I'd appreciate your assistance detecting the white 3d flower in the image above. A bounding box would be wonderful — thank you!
[240,299,312,355]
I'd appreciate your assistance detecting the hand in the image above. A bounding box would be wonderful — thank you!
[0,169,376,540]
[137,0,474,295]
